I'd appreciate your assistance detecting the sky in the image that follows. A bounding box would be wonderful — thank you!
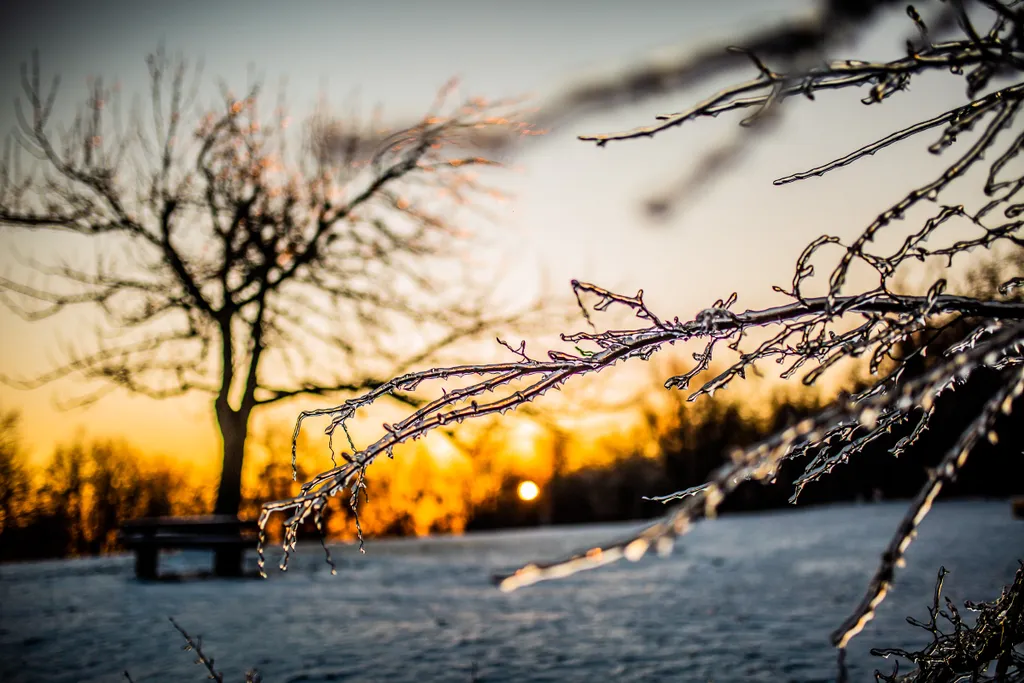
[0,0,992,466]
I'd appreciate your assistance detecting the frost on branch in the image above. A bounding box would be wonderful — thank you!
[260,0,1024,672]
[871,564,1024,682]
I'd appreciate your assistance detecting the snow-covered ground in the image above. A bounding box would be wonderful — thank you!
[1,500,1021,682]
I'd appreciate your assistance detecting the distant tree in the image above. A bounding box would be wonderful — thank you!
[80,440,147,552]
[0,45,540,572]
[38,438,88,554]
[36,438,145,555]
[261,1,1024,676]
[0,406,30,538]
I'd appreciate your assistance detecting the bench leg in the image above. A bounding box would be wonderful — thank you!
[136,549,158,580]
[214,547,244,577]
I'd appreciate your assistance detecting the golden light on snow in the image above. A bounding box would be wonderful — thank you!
[517,480,540,502]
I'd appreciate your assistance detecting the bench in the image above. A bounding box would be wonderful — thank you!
[119,515,259,579]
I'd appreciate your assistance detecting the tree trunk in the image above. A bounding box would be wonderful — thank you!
[213,404,250,577]
[214,405,249,516]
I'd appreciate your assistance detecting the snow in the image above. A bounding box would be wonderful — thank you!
[1,500,1021,682]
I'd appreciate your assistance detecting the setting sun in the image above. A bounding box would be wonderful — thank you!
[517,480,540,502]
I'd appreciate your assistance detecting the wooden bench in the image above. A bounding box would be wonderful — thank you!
[119,515,259,579]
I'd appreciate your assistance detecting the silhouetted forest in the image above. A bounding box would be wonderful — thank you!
[0,431,202,561]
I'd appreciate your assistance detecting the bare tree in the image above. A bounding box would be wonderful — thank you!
[262,0,1024,674]
[0,46,541,561]
[0,405,30,537]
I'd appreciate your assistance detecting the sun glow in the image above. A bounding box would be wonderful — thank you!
[517,480,540,502]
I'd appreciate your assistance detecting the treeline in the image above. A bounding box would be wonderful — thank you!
[0,423,209,561]
[1,355,1021,563]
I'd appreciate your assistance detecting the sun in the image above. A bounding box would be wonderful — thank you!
[517,480,540,502]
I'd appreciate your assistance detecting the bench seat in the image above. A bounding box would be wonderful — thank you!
[119,515,259,579]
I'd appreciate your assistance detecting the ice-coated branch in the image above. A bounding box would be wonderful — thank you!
[494,323,1024,590]
[830,363,1024,650]
[169,617,225,683]
[261,282,1024,573]
[166,617,263,683]
[871,563,1024,681]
